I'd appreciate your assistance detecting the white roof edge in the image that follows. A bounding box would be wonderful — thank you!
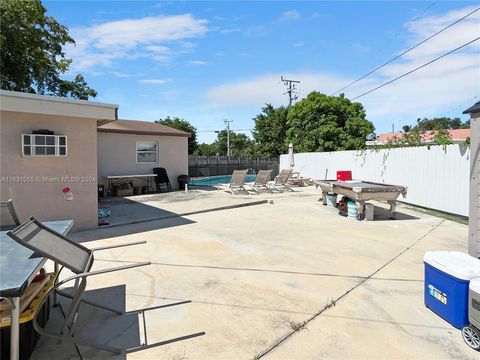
[0,90,119,109]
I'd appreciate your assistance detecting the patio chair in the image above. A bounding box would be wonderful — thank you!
[245,169,273,194]
[216,170,248,194]
[7,217,151,354]
[0,199,21,229]
[153,167,172,192]
[268,169,294,192]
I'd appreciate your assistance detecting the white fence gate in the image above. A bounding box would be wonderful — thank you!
[280,144,470,217]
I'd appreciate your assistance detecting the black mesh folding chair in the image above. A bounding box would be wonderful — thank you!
[153,167,172,192]
[7,217,151,354]
[0,199,21,229]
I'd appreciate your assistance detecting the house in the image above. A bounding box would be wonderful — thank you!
[366,129,471,147]
[463,101,480,258]
[97,119,189,192]
[0,90,189,230]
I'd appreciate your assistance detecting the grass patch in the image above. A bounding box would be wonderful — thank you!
[286,320,308,332]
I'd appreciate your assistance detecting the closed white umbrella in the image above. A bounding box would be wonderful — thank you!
[288,143,294,169]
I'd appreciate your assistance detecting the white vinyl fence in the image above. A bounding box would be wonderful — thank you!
[280,144,470,216]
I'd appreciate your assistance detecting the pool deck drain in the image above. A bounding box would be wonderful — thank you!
[97,199,268,229]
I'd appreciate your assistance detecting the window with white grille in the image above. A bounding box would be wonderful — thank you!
[22,134,68,157]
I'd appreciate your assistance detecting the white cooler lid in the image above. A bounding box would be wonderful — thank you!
[471,278,480,293]
[424,251,480,280]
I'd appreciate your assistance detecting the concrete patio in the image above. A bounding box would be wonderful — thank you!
[31,187,475,359]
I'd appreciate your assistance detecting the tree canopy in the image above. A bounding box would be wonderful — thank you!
[194,130,254,156]
[214,130,254,156]
[251,104,288,157]
[195,143,219,156]
[0,0,96,99]
[156,117,198,154]
[285,92,374,152]
[415,117,469,131]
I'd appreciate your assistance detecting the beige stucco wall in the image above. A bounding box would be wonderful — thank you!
[97,132,188,191]
[0,110,99,230]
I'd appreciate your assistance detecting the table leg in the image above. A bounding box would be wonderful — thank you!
[387,200,397,219]
[53,262,59,306]
[320,190,328,204]
[356,200,365,220]
[10,297,20,360]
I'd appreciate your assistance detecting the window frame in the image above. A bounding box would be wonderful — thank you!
[135,140,158,164]
[22,134,68,157]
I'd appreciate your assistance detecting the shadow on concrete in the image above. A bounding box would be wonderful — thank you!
[31,285,205,360]
[98,197,197,227]
[72,216,195,243]
[373,206,420,221]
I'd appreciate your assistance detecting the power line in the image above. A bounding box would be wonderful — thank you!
[197,128,253,133]
[331,7,480,96]
[350,37,480,101]
[442,95,478,117]
[372,1,438,57]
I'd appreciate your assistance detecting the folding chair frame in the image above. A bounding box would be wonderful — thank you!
[7,217,151,354]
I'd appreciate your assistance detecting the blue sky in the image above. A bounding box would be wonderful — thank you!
[45,1,479,144]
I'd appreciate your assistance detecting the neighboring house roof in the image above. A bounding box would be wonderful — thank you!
[98,119,191,137]
[0,90,118,124]
[463,101,480,114]
[376,129,470,143]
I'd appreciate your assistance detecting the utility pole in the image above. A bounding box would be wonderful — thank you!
[281,76,300,108]
[224,119,233,157]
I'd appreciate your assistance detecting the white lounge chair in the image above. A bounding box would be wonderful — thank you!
[268,169,294,192]
[216,170,248,194]
[245,169,273,194]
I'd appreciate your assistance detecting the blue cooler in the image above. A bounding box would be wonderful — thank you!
[424,251,480,329]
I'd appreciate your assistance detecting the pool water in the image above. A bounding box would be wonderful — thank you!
[189,174,257,186]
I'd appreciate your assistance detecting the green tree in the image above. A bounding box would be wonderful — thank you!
[415,117,468,131]
[252,104,288,157]
[195,143,219,156]
[385,128,423,147]
[0,0,96,99]
[402,125,412,132]
[214,130,254,156]
[433,129,454,145]
[156,117,198,154]
[285,92,374,152]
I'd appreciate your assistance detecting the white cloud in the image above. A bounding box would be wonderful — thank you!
[220,28,241,34]
[138,79,171,84]
[145,45,172,54]
[277,10,301,22]
[206,6,479,131]
[188,60,207,65]
[311,12,326,19]
[293,42,305,47]
[66,14,208,72]
[206,73,349,107]
[111,71,144,78]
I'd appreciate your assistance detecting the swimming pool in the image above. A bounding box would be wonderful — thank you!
[189,174,257,187]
